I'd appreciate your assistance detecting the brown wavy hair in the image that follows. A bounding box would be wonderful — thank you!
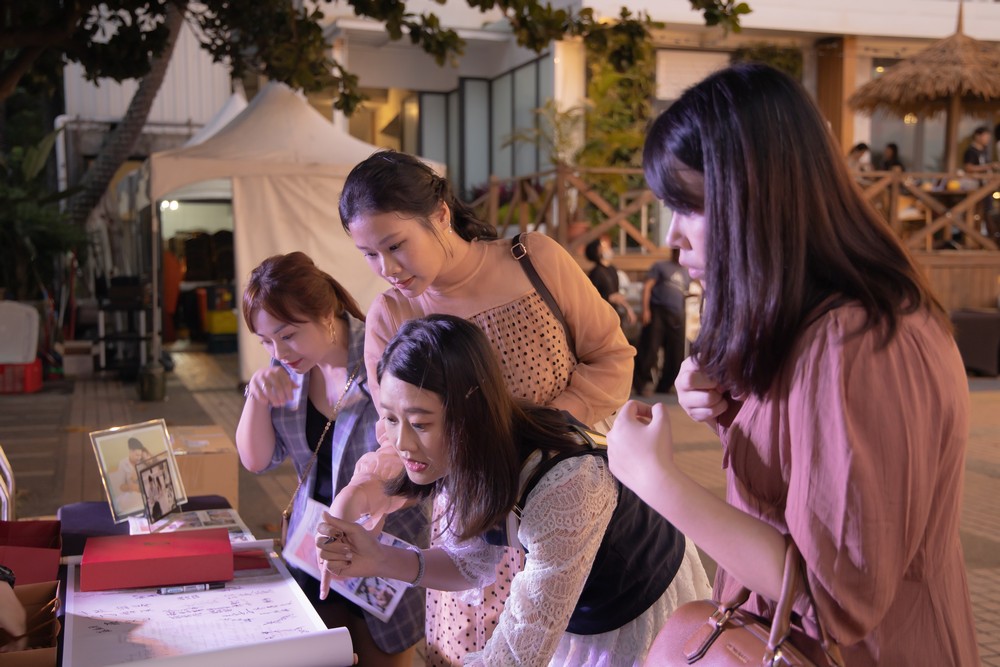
[242,251,364,332]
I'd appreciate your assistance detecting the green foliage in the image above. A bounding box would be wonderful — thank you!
[731,43,803,79]
[0,131,87,300]
[2,1,750,109]
[503,98,590,167]
[689,0,752,33]
[576,9,658,222]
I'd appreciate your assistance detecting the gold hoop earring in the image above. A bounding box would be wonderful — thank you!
[328,321,337,344]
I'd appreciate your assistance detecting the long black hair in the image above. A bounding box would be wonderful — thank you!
[642,63,946,397]
[339,150,497,242]
[379,315,581,540]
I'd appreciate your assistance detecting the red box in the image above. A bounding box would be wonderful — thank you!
[0,358,42,394]
[0,520,61,585]
[80,527,234,592]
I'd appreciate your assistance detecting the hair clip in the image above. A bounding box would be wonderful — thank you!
[465,385,480,399]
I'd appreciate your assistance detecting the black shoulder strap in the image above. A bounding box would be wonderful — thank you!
[515,425,607,514]
[511,233,576,352]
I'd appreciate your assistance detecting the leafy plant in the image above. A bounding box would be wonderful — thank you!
[731,43,803,79]
[0,130,87,300]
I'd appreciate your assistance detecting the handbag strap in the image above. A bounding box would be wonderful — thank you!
[511,233,576,352]
[767,539,846,667]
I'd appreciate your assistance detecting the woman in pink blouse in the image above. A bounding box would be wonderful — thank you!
[609,63,980,665]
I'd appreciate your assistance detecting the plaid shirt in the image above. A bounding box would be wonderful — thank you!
[266,313,427,652]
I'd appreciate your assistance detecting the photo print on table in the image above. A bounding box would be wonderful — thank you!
[89,419,188,523]
[136,452,180,524]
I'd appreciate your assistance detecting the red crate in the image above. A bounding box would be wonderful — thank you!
[0,358,43,394]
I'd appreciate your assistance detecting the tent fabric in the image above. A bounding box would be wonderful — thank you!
[183,89,248,148]
[146,82,436,383]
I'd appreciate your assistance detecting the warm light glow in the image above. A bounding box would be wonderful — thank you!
[875,66,885,73]
[169,200,179,211]
[159,201,169,211]
[993,192,1000,200]
[903,113,918,125]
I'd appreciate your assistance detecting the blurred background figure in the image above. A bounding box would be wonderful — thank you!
[847,142,873,171]
[585,235,637,337]
[633,249,690,397]
[881,142,905,171]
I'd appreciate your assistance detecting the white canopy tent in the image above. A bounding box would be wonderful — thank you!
[144,82,411,383]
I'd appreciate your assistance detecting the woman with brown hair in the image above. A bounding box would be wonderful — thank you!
[236,251,426,667]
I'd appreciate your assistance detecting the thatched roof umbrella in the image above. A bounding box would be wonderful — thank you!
[848,2,1000,171]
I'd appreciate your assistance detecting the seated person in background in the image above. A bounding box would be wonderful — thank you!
[846,142,872,171]
[963,126,996,176]
[881,142,904,171]
[318,315,711,666]
[585,235,637,329]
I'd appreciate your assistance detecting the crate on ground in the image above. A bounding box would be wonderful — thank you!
[0,358,43,394]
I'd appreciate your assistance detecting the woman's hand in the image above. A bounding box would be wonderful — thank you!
[607,400,677,504]
[316,513,383,599]
[246,366,298,408]
[675,357,728,425]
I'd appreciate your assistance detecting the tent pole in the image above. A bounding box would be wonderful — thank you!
[138,200,166,401]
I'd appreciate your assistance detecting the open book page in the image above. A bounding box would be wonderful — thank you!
[63,545,348,667]
[128,508,256,543]
[284,498,411,623]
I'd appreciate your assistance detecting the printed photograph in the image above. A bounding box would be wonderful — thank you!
[137,453,179,524]
[89,419,188,522]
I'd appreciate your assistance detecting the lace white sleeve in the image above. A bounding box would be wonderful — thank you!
[434,491,508,598]
[463,455,617,666]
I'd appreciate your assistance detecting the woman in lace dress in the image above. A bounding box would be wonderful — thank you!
[319,315,710,666]
[327,150,647,665]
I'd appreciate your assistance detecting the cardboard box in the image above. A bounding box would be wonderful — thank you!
[0,580,60,666]
[60,341,95,378]
[170,426,240,510]
[80,527,233,591]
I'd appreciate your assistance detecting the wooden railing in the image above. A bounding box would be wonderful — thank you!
[469,165,1000,312]
[856,169,1000,252]
[472,165,1000,252]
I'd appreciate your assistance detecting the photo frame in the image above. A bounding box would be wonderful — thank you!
[89,419,188,523]
[136,453,180,525]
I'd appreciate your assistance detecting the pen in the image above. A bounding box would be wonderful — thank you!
[324,513,372,545]
[157,582,226,595]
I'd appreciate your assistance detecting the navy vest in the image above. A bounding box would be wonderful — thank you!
[484,426,687,635]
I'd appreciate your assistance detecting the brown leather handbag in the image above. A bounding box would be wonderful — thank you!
[645,540,845,666]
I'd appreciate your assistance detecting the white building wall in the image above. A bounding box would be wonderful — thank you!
[63,19,231,125]
[585,0,1000,41]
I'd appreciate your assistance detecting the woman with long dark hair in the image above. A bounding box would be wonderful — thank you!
[318,315,709,666]
[609,63,979,665]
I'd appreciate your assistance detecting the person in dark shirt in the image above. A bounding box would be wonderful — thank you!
[633,250,690,396]
[881,142,904,171]
[585,235,636,328]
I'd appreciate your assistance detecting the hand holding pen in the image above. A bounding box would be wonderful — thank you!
[316,512,380,599]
